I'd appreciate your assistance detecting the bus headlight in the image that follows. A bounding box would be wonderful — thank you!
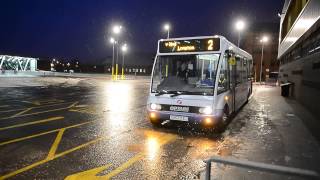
[199,106,212,115]
[150,103,161,110]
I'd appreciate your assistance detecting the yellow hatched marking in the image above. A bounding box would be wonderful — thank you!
[64,164,112,180]
[47,128,65,160]
[103,153,144,179]
[103,132,177,179]
[10,108,33,118]
[0,117,64,131]
[0,101,78,120]
[69,107,98,115]
[0,120,98,146]
[64,132,177,180]
[0,159,48,180]
[0,136,109,180]
[0,101,74,113]
[32,99,65,106]
[55,137,106,158]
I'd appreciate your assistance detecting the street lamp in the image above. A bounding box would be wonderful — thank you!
[259,36,269,84]
[112,25,122,80]
[113,25,122,34]
[235,20,245,47]
[164,24,170,39]
[121,44,128,80]
[110,37,116,79]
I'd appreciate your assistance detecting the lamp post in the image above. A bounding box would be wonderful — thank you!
[121,44,128,80]
[112,25,122,80]
[260,36,268,84]
[164,24,170,39]
[235,20,245,47]
[110,37,116,79]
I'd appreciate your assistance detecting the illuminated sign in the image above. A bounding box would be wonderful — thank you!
[159,38,220,53]
[177,46,195,51]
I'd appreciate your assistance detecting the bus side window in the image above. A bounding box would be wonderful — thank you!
[243,58,248,82]
[236,56,242,85]
[218,54,230,92]
[249,59,253,79]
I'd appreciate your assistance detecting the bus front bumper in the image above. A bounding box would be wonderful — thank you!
[147,110,223,127]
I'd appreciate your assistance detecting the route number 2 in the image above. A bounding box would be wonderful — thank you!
[208,40,213,50]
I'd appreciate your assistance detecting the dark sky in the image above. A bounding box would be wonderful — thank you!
[0,0,283,63]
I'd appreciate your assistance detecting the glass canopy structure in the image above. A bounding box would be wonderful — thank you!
[0,55,38,71]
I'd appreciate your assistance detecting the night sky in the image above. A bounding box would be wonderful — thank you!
[0,0,283,63]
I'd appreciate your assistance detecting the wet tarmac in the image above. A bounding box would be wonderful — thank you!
[0,77,319,180]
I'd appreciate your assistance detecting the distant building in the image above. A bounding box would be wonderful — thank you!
[0,55,38,71]
[102,52,154,75]
[242,23,279,82]
[278,0,320,118]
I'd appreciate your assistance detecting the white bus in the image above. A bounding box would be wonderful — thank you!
[147,36,253,131]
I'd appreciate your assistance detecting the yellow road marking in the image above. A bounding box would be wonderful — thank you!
[64,153,144,180]
[104,132,177,179]
[20,100,36,105]
[0,117,64,131]
[0,101,78,120]
[0,128,57,146]
[69,107,98,115]
[10,108,33,118]
[21,99,64,106]
[64,164,112,180]
[0,101,76,113]
[103,153,144,179]
[0,120,98,146]
[32,99,64,105]
[0,127,176,180]
[47,129,65,160]
[64,132,177,180]
[31,101,40,105]
[0,159,48,180]
[55,136,106,158]
[0,136,109,180]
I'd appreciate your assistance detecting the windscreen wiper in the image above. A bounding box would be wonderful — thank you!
[170,91,209,97]
[155,90,169,96]
[170,91,188,97]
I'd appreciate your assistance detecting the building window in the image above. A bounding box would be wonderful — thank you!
[281,0,309,41]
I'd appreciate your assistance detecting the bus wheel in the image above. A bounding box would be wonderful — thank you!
[150,120,162,128]
[215,106,229,133]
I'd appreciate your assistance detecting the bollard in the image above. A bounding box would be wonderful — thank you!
[205,161,211,180]
[111,66,114,80]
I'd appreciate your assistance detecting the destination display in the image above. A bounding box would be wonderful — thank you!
[159,38,220,53]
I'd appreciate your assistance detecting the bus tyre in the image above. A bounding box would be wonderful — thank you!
[215,107,229,133]
[151,120,162,128]
[246,90,250,103]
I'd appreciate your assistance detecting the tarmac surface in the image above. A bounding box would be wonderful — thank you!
[0,77,319,180]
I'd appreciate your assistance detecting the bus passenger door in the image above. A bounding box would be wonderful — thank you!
[228,53,236,113]
[234,56,245,111]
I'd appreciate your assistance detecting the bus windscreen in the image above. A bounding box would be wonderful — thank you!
[159,38,220,53]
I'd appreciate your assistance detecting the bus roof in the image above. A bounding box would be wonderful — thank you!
[157,35,252,59]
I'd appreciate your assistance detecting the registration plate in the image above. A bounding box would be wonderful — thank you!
[170,106,189,112]
[170,115,188,122]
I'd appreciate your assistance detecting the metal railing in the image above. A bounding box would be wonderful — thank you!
[204,156,320,180]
